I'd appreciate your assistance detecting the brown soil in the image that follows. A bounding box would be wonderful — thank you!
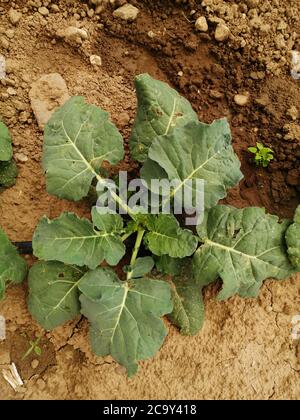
[0,0,300,400]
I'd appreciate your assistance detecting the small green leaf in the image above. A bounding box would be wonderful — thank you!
[34,346,42,356]
[144,215,198,258]
[33,210,125,269]
[286,205,300,269]
[28,261,85,330]
[0,227,27,300]
[43,96,124,201]
[248,147,257,154]
[194,205,294,300]
[79,268,173,376]
[168,263,204,336]
[130,74,198,162]
[130,257,154,278]
[0,121,13,162]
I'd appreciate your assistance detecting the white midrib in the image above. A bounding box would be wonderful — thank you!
[205,239,279,260]
[163,151,220,204]
[110,284,129,343]
[61,120,132,215]
[52,232,112,242]
[164,99,178,135]
[61,120,103,186]
[45,278,82,321]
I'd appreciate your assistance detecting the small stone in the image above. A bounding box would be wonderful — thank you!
[113,4,139,21]
[38,7,49,16]
[148,30,156,38]
[90,55,102,67]
[195,16,208,32]
[215,24,230,42]
[234,93,249,106]
[8,9,22,25]
[0,37,9,49]
[117,112,130,126]
[177,71,183,77]
[15,153,28,163]
[286,106,298,121]
[31,359,39,369]
[36,378,46,390]
[210,89,223,99]
[5,30,15,39]
[29,73,70,129]
[7,87,16,96]
[56,26,88,43]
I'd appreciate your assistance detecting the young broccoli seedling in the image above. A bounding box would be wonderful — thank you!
[22,336,42,360]
[248,142,274,167]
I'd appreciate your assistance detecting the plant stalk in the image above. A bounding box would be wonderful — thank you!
[127,229,145,281]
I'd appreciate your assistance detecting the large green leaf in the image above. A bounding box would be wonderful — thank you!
[79,267,173,376]
[28,261,84,330]
[43,96,124,201]
[142,120,243,210]
[0,121,13,162]
[0,227,27,299]
[130,74,198,162]
[286,205,300,269]
[144,214,198,258]
[168,264,204,336]
[193,206,295,300]
[0,160,18,190]
[33,210,125,269]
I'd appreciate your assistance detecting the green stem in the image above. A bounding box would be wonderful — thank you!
[127,229,145,281]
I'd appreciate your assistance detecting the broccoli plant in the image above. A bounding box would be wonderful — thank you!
[27,74,297,376]
[248,142,274,168]
[0,121,18,191]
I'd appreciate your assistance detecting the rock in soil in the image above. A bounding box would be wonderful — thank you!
[29,73,70,130]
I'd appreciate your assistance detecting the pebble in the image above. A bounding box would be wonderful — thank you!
[31,359,39,369]
[90,55,102,67]
[0,37,9,49]
[195,16,208,32]
[234,94,249,106]
[38,7,49,17]
[113,4,139,21]
[56,26,88,43]
[7,87,16,96]
[5,30,15,39]
[215,24,230,42]
[29,73,70,129]
[36,378,46,390]
[8,9,22,26]
[15,153,28,163]
[286,106,298,121]
[210,89,223,99]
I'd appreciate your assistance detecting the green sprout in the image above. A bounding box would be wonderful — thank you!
[22,337,42,360]
[248,142,274,168]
